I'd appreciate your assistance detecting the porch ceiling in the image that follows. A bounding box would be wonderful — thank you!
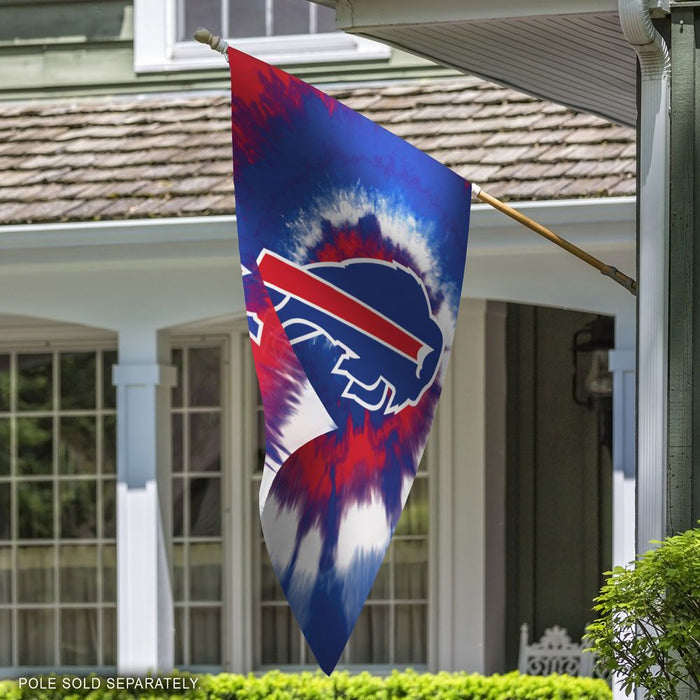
[324,1,639,126]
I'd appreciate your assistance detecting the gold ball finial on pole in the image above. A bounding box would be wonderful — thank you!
[193,27,229,55]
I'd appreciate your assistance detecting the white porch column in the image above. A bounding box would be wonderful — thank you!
[610,314,637,700]
[610,315,636,569]
[113,328,176,674]
[434,299,485,671]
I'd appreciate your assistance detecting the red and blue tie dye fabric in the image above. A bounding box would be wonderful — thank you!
[229,46,471,673]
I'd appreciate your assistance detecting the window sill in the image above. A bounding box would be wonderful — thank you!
[134,33,391,74]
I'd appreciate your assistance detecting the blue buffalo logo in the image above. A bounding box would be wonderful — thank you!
[254,250,444,415]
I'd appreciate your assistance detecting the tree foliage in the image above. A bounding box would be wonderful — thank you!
[585,525,700,699]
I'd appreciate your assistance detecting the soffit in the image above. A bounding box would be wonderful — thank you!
[329,2,638,126]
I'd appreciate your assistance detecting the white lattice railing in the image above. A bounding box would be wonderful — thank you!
[518,623,610,680]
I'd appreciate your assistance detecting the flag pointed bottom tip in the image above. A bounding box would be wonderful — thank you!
[304,625,349,676]
[291,588,355,675]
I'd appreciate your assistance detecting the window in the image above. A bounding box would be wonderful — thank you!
[171,341,226,669]
[177,0,336,41]
[133,0,390,73]
[250,380,430,668]
[0,348,117,670]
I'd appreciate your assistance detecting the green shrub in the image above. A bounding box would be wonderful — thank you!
[0,669,611,700]
[585,525,700,699]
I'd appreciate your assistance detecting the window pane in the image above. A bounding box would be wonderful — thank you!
[0,547,11,603]
[190,542,221,601]
[261,606,300,665]
[59,416,96,475]
[60,480,97,539]
[273,0,310,35]
[260,543,285,601]
[395,604,427,664]
[171,348,183,408]
[60,545,97,603]
[103,544,116,603]
[174,606,185,666]
[190,606,221,665]
[60,352,95,410]
[61,608,97,666]
[18,481,53,539]
[190,477,220,536]
[17,353,52,411]
[173,477,184,537]
[0,418,9,476]
[172,413,183,474]
[0,483,9,540]
[0,354,9,412]
[189,347,220,407]
[103,607,116,666]
[184,0,221,41]
[173,543,185,602]
[395,539,428,599]
[228,0,266,38]
[17,417,53,476]
[0,609,11,666]
[103,415,116,475]
[102,351,117,410]
[368,554,390,600]
[103,479,116,539]
[19,609,54,665]
[189,412,220,472]
[395,476,428,536]
[348,605,390,664]
[17,545,53,603]
[316,4,335,32]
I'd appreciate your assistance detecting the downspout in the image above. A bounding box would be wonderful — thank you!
[617,0,671,559]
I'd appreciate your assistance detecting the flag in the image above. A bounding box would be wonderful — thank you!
[229,46,471,673]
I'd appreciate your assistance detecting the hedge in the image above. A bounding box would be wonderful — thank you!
[0,670,612,700]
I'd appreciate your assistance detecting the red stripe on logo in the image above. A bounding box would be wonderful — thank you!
[258,251,426,363]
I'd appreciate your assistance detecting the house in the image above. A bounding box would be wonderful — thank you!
[0,0,636,679]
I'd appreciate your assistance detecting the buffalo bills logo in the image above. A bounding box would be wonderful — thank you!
[251,249,444,415]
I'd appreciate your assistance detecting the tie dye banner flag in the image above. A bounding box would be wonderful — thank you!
[229,46,471,673]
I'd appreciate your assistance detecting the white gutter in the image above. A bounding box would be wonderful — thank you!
[617,0,670,558]
[0,215,238,250]
[0,198,635,254]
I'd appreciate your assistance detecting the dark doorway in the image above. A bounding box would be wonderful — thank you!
[504,304,613,669]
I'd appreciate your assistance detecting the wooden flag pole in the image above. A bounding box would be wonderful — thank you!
[473,185,637,296]
[193,29,637,297]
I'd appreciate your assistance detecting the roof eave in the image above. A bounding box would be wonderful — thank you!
[322,0,642,126]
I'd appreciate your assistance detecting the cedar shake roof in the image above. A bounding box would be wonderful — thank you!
[0,77,635,226]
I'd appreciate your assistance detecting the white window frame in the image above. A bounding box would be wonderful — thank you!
[133,0,390,74]
[169,336,229,673]
[0,338,118,677]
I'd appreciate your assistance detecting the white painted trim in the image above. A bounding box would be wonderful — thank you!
[133,0,389,73]
[115,329,175,674]
[0,216,237,250]
[618,0,670,554]
[470,196,636,228]
[0,319,116,345]
[0,198,634,264]
[335,0,618,30]
[113,363,177,387]
[434,300,488,672]
[226,326,254,672]
[0,199,634,248]
[609,344,636,570]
